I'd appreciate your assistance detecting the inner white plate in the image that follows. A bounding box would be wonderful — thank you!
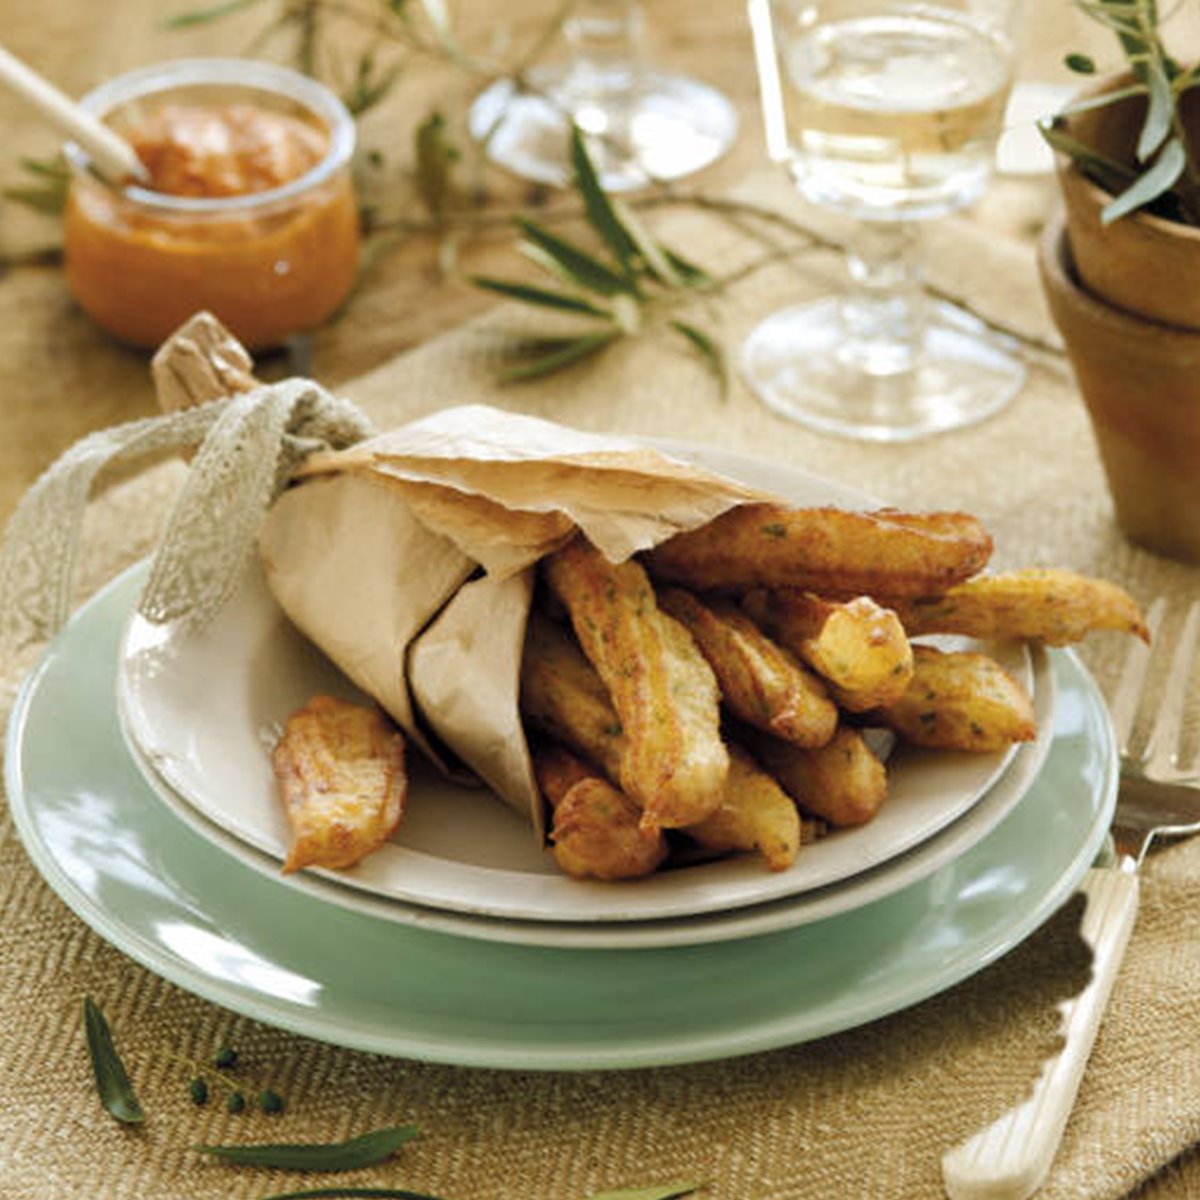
[117,445,1033,924]
[125,641,1053,948]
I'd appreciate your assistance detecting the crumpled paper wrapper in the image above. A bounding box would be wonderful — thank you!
[261,405,779,839]
[153,316,779,840]
[151,314,259,412]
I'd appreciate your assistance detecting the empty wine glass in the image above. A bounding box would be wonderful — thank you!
[744,0,1026,441]
[469,0,739,192]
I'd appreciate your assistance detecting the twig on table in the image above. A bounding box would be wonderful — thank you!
[643,191,1068,362]
[367,189,1065,362]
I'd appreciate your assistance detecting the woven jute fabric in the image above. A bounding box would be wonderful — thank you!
[2,173,1199,1200]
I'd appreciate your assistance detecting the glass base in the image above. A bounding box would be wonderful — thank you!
[468,65,738,192]
[740,299,1026,442]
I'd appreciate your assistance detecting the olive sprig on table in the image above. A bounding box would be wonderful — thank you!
[82,996,704,1200]
[166,1041,285,1115]
[471,127,728,391]
[2,152,70,215]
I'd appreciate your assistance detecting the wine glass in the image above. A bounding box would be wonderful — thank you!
[469,0,739,192]
[743,0,1026,441]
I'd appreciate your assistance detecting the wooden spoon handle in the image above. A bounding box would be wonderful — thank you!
[0,43,147,184]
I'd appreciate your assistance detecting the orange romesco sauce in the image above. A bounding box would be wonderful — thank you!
[64,104,359,350]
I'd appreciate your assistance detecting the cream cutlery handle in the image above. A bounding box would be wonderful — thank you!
[941,866,1139,1200]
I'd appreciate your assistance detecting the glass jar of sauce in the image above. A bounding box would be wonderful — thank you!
[64,58,359,351]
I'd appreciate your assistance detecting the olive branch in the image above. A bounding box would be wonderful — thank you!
[473,128,729,391]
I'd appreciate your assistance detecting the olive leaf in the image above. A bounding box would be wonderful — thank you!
[83,997,145,1126]
[661,248,711,288]
[344,52,403,117]
[567,127,705,291]
[163,0,267,28]
[611,198,686,288]
[586,1184,704,1200]
[497,332,623,382]
[518,241,597,288]
[3,154,70,216]
[1053,83,1147,120]
[414,110,460,222]
[15,155,69,179]
[569,126,640,278]
[3,187,66,216]
[516,218,635,296]
[671,321,729,398]
[472,277,613,318]
[193,1124,420,1170]
[1038,119,1139,195]
[256,1189,446,1200]
[1169,61,1200,97]
[1102,134,1187,222]
[1136,52,1174,161]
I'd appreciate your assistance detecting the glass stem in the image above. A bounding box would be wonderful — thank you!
[838,221,927,376]
[559,0,644,118]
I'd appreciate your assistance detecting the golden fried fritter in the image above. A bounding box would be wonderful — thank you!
[658,587,838,747]
[531,742,597,808]
[520,613,625,781]
[874,644,1037,751]
[643,504,993,598]
[272,695,407,873]
[683,745,802,871]
[543,536,728,830]
[741,589,913,711]
[739,723,888,829]
[877,569,1149,646]
[534,745,667,881]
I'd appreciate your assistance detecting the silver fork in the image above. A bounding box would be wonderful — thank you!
[944,598,1200,1200]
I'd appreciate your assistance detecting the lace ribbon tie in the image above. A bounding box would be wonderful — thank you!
[0,378,374,660]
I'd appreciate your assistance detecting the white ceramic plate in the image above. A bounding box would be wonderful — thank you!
[125,639,1053,948]
[8,565,1113,1069]
[117,445,1032,924]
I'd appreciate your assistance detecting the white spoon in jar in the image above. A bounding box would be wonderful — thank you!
[0,43,149,185]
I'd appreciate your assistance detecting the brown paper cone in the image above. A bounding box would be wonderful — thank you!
[408,569,542,836]
[265,404,781,835]
[259,471,475,768]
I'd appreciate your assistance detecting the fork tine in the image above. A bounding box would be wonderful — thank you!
[1109,596,1166,756]
[1144,599,1200,780]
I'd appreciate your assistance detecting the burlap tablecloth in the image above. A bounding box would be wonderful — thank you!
[2,170,1200,1200]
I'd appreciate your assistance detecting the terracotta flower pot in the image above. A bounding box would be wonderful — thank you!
[1054,75,1200,329]
[1038,215,1200,564]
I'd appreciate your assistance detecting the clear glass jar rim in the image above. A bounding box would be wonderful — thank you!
[65,57,356,215]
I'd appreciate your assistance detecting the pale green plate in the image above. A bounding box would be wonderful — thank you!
[6,567,1117,1070]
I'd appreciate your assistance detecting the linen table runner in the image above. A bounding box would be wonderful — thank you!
[1,172,1198,1200]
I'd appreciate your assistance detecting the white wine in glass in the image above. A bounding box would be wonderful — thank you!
[744,0,1026,441]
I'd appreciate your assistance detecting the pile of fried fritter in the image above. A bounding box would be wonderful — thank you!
[272,502,1146,883]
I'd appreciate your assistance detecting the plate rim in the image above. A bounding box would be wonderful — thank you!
[5,563,1118,1069]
